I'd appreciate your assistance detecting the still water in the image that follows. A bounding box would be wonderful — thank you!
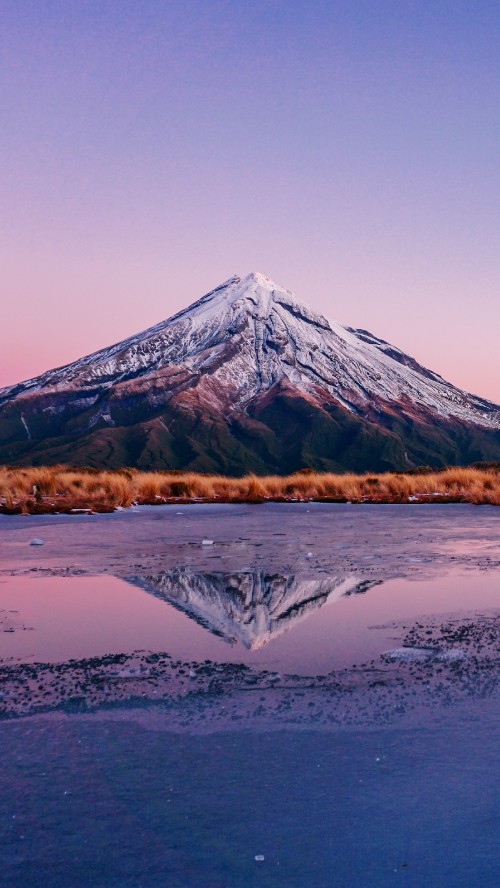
[1,569,498,674]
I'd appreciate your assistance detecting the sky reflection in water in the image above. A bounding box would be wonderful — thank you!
[1,568,498,675]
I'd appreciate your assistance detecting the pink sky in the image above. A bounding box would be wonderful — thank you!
[1,2,499,402]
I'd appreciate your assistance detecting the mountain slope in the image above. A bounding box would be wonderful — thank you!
[1,272,499,472]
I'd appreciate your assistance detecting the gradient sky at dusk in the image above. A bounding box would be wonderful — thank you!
[1,1,499,400]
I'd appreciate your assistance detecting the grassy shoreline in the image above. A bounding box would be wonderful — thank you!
[1,464,499,514]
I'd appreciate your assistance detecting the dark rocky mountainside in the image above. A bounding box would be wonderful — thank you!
[1,272,499,473]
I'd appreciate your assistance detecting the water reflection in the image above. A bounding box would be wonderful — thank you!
[128,569,377,649]
[3,569,497,676]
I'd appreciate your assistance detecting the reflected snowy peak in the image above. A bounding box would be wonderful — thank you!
[127,569,376,649]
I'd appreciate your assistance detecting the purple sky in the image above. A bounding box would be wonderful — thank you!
[1,1,499,401]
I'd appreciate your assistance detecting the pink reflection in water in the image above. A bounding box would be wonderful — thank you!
[0,571,498,675]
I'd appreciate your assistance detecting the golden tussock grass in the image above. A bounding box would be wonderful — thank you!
[0,464,499,512]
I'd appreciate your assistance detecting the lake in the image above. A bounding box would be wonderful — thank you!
[0,504,498,886]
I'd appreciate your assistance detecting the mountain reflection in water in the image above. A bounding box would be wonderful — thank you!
[128,569,377,650]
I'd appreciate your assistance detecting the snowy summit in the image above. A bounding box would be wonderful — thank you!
[0,272,499,473]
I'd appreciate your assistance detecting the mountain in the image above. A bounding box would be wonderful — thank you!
[0,271,499,472]
[128,569,375,650]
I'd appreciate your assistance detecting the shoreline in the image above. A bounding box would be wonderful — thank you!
[0,492,493,515]
[1,464,499,514]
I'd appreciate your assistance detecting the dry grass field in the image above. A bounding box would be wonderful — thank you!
[0,464,499,513]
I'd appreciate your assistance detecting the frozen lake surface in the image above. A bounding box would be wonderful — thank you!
[0,504,498,886]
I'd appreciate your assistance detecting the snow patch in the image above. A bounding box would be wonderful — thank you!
[20,414,31,441]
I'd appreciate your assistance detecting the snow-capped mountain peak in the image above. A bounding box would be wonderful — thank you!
[0,272,498,473]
